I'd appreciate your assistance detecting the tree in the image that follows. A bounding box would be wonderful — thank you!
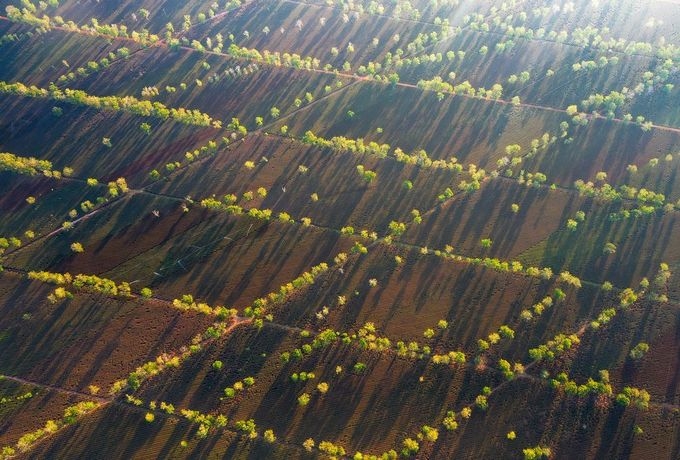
[421,425,438,442]
[499,325,515,339]
[297,393,310,406]
[263,429,276,443]
[629,342,649,360]
[616,387,650,409]
[388,221,406,236]
[619,288,638,307]
[603,242,617,255]
[558,271,581,288]
[401,438,419,456]
[302,438,315,451]
[523,446,551,459]
[480,238,492,249]
[70,242,84,253]
[1,152,53,176]
[443,411,458,430]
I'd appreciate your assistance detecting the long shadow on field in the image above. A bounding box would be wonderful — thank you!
[136,325,288,413]
[538,205,678,287]
[534,120,656,186]
[254,343,374,445]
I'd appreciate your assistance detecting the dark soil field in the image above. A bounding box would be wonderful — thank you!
[0,379,91,448]
[1,0,680,459]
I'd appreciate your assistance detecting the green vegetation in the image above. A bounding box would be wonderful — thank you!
[1,401,100,455]
[0,81,219,127]
[0,1,675,458]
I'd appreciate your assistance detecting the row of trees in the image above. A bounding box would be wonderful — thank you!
[467,2,680,61]
[0,81,219,127]
[200,196,285,226]
[574,179,669,209]
[417,76,504,101]
[421,246,555,283]
[0,391,33,406]
[172,294,237,318]
[28,270,147,300]
[528,333,581,362]
[225,43,324,71]
[300,130,477,180]
[0,151,55,176]
[548,369,613,399]
[142,399,276,444]
[0,31,32,46]
[0,401,100,457]
[301,130,390,157]
[5,3,160,46]
[180,408,228,439]
[56,47,131,84]
[244,261,331,324]
[223,377,255,398]
[154,139,220,181]
[312,0,455,22]
[6,5,668,458]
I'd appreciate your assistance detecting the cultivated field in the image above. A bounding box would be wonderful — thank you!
[1,0,680,459]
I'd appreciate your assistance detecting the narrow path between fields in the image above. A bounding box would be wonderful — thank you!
[1,374,112,403]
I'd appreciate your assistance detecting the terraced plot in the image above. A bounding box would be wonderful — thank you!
[1,0,680,459]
